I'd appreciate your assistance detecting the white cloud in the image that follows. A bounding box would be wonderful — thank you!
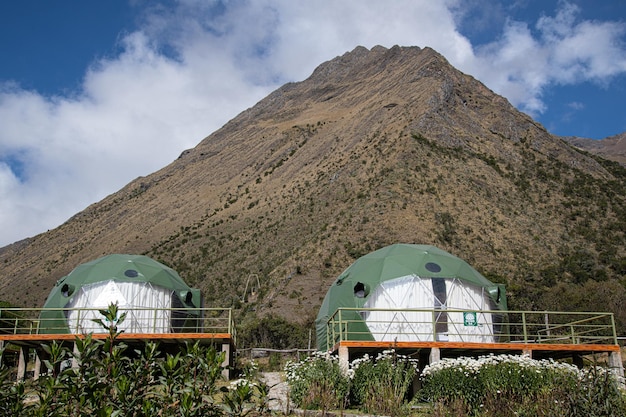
[467,20,549,113]
[0,23,272,246]
[1,0,625,246]
[568,101,584,110]
[464,1,626,115]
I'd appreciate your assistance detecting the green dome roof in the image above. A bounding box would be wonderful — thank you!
[315,244,507,350]
[40,254,200,334]
[43,254,191,308]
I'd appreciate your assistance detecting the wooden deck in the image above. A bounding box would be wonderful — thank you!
[324,307,624,378]
[0,306,238,380]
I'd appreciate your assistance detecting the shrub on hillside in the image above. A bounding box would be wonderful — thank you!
[237,314,309,349]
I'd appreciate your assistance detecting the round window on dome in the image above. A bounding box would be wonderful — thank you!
[124,269,139,278]
[425,262,442,273]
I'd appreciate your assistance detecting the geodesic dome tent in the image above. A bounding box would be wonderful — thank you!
[315,244,507,351]
[39,254,202,334]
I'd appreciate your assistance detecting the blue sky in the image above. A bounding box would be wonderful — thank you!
[1,0,625,246]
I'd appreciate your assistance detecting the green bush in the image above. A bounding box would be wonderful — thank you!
[284,352,350,411]
[285,349,417,415]
[421,354,626,417]
[220,376,271,417]
[350,350,417,416]
[284,352,626,416]
[237,315,309,349]
[0,348,27,416]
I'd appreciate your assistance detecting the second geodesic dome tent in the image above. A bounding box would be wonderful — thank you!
[39,254,202,334]
[315,244,507,351]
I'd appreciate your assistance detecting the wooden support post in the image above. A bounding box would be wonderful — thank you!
[72,343,80,369]
[222,343,232,380]
[608,350,624,385]
[522,348,532,358]
[429,347,440,364]
[17,347,27,382]
[34,351,42,380]
[338,345,350,374]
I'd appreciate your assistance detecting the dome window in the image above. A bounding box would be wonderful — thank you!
[124,269,139,278]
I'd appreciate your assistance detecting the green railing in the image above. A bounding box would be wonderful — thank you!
[325,308,617,351]
[0,307,234,339]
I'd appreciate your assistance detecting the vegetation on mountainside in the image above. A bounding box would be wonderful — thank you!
[236,314,311,350]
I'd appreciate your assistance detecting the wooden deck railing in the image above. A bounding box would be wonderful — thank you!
[325,308,617,351]
[0,307,235,342]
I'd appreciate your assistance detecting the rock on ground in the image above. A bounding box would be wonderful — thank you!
[261,372,292,413]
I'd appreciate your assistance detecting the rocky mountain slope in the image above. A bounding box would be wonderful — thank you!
[1,45,625,335]
[563,133,626,165]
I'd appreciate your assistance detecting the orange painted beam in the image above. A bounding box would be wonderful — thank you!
[334,340,620,352]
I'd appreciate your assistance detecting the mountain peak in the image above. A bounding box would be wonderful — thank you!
[308,45,445,84]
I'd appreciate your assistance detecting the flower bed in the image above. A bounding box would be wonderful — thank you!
[286,351,626,417]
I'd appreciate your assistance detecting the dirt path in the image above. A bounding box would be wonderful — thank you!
[260,372,291,413]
